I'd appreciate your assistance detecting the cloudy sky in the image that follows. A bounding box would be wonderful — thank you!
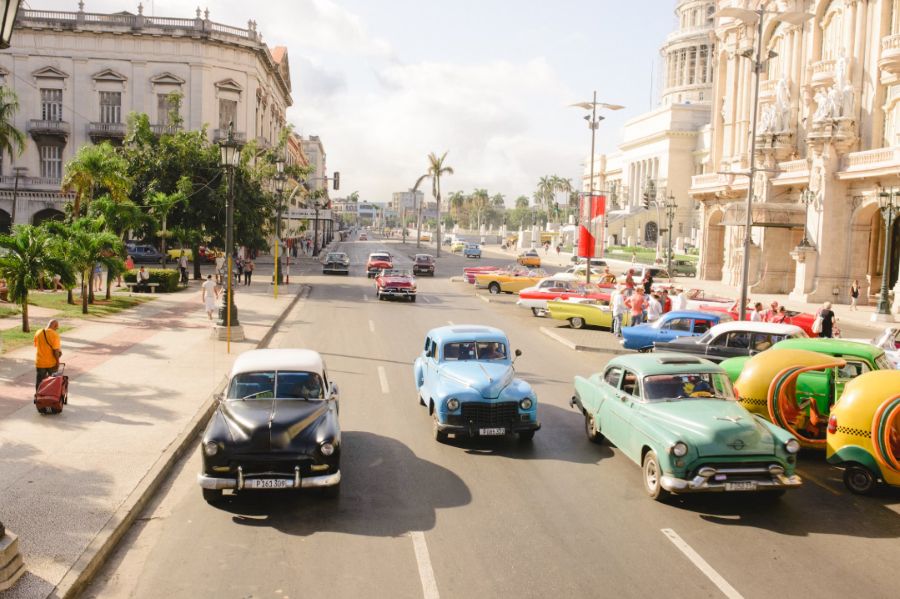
[31,0,674,205]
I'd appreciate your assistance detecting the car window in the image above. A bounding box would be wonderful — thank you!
[693,320,713,334]
[228,372,275,399]
[443,341,507,361]
[663,318,692,332]
[424,336,431,353]
[751,333,779,352]
[642,373,736,402]
[726,331,751,348]
[621,370,641,398]
[709,333,728,347]
[836,360,870,381]
[604,367,622,388]
[276,371,324,399]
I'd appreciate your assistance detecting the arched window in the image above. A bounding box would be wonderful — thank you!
[0,209,10,234]
[645,221,659,243]
[821,1,844,61]
[32,208,65,227]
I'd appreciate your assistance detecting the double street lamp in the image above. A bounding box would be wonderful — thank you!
[217,124,243,352]
[798,188,815,248]
[874,188,899,319]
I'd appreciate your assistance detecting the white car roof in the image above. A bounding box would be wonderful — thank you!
[231,349,324,377]
[707,321,806,336]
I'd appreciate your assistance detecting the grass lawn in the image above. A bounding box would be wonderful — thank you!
[0,304,19,318]
[26,291,155,319]
[1,324,73,354]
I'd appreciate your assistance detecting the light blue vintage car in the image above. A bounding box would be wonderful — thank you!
[414,325,540,442]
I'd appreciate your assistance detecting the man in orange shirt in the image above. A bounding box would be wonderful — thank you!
[33,319,62,390]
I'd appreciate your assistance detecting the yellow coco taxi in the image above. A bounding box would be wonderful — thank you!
[732,348,846,449]
[827,370,900,495]
[517,250,541,268]
[475,269,547,295]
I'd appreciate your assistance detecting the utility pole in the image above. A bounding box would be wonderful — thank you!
[11,167,27,226]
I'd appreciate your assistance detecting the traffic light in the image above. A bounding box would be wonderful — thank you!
[333,171,340,191]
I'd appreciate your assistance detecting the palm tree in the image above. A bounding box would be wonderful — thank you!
[537,175,555,220]
[65,218,124,314]
[427,152,454,257]
[89,196,150,298]
[554,177,573,222]
[0,226,73,332]
[491,193,505,208]
[147,186,187,269]
[411,174,431,248]
[448,191,466,223]
[470,188,489,230]
[0,87,26,167]
[515,195,530,209]
[62,142,132,218]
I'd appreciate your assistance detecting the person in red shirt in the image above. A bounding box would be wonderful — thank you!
[660,289,672,314]
[624,269,635,297]
[627,288,647,325]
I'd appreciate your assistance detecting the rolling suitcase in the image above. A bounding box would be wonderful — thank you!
[34,363,68,415]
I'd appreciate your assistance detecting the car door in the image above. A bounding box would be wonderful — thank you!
[656,317,692,343]
[420,337,436,395]
[709,331,751,361]
[603,368,641,460]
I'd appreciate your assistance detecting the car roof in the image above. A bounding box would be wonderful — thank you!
[606,352,725,376]
[706,321,805,335]
[662,310,725,320]
[231,349,323,377]
[773,337,884,359]
[426,325,509,343]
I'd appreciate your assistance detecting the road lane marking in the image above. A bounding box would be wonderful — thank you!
[410,531,439,599]
[421,296,430,304]
[369,320,375,333]
[661,528,743,599]
[378,366,390,394]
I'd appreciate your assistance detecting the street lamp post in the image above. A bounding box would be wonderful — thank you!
[273,157,286,295]
[216,124,243,352]
[313,198,321,257]
[0,0,23,50]
[571,92,625,285]
[874,188,899,319]
[716,5,809,321]
[798,188,815,247]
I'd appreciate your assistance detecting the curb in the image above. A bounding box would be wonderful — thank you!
[540,326,629,355]
[53,283,311,599]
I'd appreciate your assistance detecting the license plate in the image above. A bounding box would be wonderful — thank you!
[479,427,506,436]
[245,478,293,489]
[725,481,757,492]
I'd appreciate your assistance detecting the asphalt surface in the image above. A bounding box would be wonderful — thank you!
[84,234,900,599]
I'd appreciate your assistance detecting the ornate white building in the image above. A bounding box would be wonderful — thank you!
[691,0,899,312]
[0,3,293,231]
[585,0,716,252]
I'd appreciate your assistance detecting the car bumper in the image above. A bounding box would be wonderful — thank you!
[198,469,341,490]
[323,265,349,273]
[435,420,541,437]
[660,464,802,493]
[413,268,434,275]
[379,289,416,297]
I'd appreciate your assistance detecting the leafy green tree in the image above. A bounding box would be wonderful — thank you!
[0,226,73,332]
[62,142,132,218]
[515,195,530,209]
[470,188,489,230]
[0,87,26,166]
[89,196,151,298]
[427,152,454,256]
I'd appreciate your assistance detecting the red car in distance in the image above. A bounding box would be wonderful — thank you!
[366,252,393,278]
[375,269,417,302]
[518,275,612,316]
[463,265,502,284]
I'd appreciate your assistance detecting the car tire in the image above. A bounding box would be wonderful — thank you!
[410,296,417,303]
[585,413,604,444]
[202,488,223,504]
[432,412,447,443]
[642,450,670,502]
[570,317,586,329]
[488,282,501,295]
[517,430,535,442]
[531,308,545,317]
[843,465,877,495]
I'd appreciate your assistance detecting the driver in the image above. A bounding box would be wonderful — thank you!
[681,376,714,398]
[480,342,506,360]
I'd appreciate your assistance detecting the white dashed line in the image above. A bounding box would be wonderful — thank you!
[363,294,369,302]
[368,320,375,333]
[378,366,390,394]
[410,531,440,599]
[661,528,743,599]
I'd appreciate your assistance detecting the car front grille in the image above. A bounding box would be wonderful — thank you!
[460,402,519,428]
[691,461,781,481]
[228,456,315,475]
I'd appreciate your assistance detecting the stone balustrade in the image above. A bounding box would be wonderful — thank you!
[842,146,900,174]
[810,58,836,85]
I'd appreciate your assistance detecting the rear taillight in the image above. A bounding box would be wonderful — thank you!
[827,414,838,435]
[733,386,740,400]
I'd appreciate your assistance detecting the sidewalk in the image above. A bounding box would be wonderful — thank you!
[0,256,316,598]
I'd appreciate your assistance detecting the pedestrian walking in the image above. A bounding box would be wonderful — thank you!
[642,271,653,295]
[93,262,103,292]
[764,301,779,322]
[660,289,672,314]
[556,243,562,256]
[624,269,636,296]
[611,285,626,337]
[627,288,647,326]
[33,319,61,391]
[179,251,189,285]
[236,257,244,282]
[244,259,254,285]
[215,254,225,284]
[52,273,64,292]
[817,302,836,338]
[201,275,219,320]
[771,306,787,324]
[850,279,860,311]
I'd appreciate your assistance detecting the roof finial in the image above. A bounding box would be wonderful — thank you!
[78,1,85,12]
[204,7,209,20]
[137,2,143,15]
[196,7,201,18]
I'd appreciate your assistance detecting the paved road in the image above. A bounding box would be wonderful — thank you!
[84,234,900,599]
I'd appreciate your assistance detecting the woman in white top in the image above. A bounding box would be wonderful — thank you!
[750,302,764,322]
[647,294,663,322]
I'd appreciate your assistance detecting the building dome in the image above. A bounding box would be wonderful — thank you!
[660,0,716,106]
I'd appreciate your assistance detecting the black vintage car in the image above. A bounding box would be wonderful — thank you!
[652,321,807,363]
[198,349,341,503]
[322,251,350,275]
[413,254,435,276]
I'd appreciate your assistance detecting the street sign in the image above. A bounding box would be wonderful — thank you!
[286,209,332,220]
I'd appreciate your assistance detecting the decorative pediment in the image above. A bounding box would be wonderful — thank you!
[32,66,69,80]
[149,72,185,86]
[215,78,243,93]
[92,68,127,83]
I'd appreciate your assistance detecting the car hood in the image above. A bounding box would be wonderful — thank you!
[368,259,392,268]
[379,276,414,286]
[439,362,514,399]
[640,399,775,457]
[220,399,329,451]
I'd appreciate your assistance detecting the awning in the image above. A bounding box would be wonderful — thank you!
[721,201,806,228]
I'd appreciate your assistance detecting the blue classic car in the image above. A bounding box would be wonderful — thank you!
[414,325,540,442]
[621,310,730,352]
[463,243,482,259]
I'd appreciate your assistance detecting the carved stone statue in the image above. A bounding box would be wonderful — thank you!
[775,78,791,131]
[813,89,834,123]
[759,103,777,133]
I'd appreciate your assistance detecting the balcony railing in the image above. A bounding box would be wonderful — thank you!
[88,122,126,139]
[843,146,900,171]
[0,175,61,188]
[213,129,247,144]
[150,124,181,136]
[810,58,836,83]
[26,119,70,138]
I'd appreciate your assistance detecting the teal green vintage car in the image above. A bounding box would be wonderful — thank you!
[571,353,802,501]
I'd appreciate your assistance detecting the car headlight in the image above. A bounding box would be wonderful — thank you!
[519,398,533,410]
[203,441,219,456]
[446,398,460,411]
[320,442,335,456]
[671,442,688,457]
[784,438,800,454]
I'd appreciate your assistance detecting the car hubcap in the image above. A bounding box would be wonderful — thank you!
[849,470,870,490]
[646,460,658,490]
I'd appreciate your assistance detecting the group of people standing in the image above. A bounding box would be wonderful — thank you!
[606,270,690,337]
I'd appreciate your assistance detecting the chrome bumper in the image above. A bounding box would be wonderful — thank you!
[380,289,415,297]
[660,464,802,493]
[197,467,341,491]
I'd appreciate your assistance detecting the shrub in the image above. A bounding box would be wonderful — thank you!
[123,269,181,293]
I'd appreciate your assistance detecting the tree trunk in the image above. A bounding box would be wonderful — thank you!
[81,273,89,314]
[67,288,74,305]
[105,270,112,301]
[192,243,201,280]
[435,179,442,258]
[21,294,29,333]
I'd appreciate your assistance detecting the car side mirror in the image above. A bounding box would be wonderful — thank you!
[329,382,339,398]
[515,349,523,357]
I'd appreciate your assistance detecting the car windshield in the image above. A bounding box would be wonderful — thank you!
[415,255,432,263]
[383,269,412,277]
[443,341,508,361]
[642,373,736,402]
[371,254,390,261]
[227,371,325,400]
[326,253,345,261]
